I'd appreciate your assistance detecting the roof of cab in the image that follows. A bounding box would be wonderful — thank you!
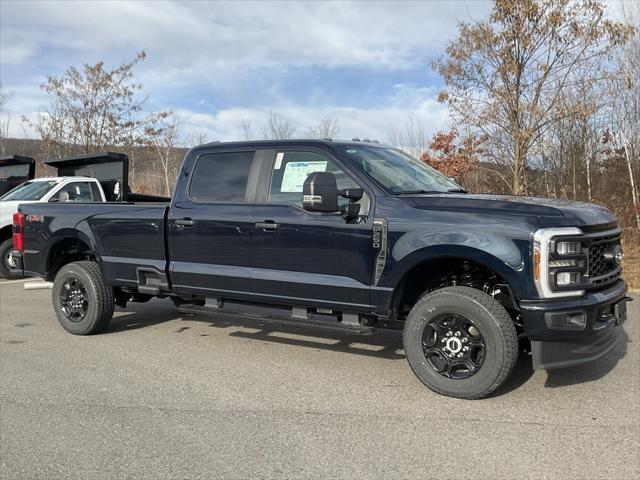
[26,176,97,183]
[193,138,392,151]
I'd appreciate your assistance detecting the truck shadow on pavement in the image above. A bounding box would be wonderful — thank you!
[543,328,630,388]
[194,312,407,360]
[105,299,631,393]
[106,300,406,360]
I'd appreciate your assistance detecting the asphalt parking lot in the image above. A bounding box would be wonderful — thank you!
[0,278,638,480]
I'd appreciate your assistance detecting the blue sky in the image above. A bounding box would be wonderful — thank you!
[0,1,506,143]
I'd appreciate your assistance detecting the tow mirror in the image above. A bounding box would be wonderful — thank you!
[302,172,339,213]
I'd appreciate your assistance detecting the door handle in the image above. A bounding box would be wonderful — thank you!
[175,218,195,227]
[255,221,279,231]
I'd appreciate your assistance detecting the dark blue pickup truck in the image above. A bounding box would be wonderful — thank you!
[11,140,630,398]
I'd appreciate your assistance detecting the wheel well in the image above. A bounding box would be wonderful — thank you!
[0,225,12,243]
[392,257,519,321]
[46,238,96,280]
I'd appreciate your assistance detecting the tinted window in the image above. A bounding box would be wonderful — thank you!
[268,151,358,206]
[190,151,254,202]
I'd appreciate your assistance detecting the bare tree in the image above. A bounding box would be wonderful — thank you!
[389,113,429,158]
[434,0,634,194]
[0,85,10,155]
[26,51,150,159]
[239,120,255,141]
[262,111,295,140]
[144,111,182,196]
[609,2,640,228]
[305,116,340,139]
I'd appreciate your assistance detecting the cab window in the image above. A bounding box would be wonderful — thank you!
[51,182,97,202]
[267,151,358,206]
[189,151,254,203]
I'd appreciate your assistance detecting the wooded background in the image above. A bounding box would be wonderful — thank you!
[1,0,638,285]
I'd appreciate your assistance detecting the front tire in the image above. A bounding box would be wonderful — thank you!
[403,286,518,399]
[0,238,22,279]
[52,261,114,335]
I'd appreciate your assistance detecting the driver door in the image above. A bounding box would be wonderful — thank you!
[251,148,375,310]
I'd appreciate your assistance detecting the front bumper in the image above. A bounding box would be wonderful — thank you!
[519,280,630,369]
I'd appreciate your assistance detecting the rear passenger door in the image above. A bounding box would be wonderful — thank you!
[168,149,258,297]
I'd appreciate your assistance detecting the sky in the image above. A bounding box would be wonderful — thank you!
[0,0,626,145]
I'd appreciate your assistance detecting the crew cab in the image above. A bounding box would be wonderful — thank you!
[11,140,630,398]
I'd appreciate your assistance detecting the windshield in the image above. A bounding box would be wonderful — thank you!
[1,180,60,201]
[337,145,462,194]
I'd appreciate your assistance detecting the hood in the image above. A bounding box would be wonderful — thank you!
[406,193,617,228]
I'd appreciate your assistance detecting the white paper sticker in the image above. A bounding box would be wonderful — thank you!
[274,152,284,169]
[280,161,327,192]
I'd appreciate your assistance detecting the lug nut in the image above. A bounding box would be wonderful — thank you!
[462,338,468,343]
[446,331,452,336]
[463,346,469,352]
[457,353,463,358]
[455,331,461,337]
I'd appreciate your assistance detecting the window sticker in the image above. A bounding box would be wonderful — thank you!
[280,161,327,192]
[274,152,284,169]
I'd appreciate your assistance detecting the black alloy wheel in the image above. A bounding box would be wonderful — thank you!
[421,313,486,379]
[59,277,89,321]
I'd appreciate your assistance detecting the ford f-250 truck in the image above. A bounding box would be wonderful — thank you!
[11,139,630,399]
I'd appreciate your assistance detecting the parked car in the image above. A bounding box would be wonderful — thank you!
[10,139,630,398]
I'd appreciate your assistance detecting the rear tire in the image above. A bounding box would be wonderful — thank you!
[0,238,22,279]
[52,261,114,335]
[403,286,518,399]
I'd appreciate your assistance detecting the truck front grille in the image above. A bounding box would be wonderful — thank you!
[583,231,622,289]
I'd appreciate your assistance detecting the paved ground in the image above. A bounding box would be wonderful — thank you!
[0,278,638,480]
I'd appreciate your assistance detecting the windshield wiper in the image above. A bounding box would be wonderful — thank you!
[395,190,445,195]
[395,188,467,195]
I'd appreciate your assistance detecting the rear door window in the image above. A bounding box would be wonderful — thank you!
[189,151,255,203]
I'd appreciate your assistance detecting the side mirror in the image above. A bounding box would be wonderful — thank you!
[303,172,339,212]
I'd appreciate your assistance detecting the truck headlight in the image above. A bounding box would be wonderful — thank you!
[556,241,581,256]
[533,228,585,299]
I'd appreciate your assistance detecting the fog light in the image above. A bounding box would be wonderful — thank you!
[545,311,586,330]
[556,271,579,286]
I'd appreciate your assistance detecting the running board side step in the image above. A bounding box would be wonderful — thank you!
[176,299,376,336]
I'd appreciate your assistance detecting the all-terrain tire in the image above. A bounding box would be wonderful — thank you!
[403,286,518,399]
[52,261,115,335]
[0,238,22,279]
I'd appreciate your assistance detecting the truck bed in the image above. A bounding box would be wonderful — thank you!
[20,202,169,285]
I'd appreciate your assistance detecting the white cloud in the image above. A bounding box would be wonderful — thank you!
[1,1,491,74]
[175,84,449,145]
